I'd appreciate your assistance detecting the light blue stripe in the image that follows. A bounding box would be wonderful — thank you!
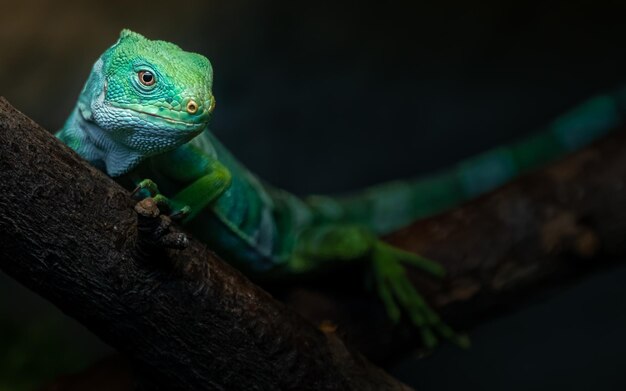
[551,95,619,151]
[458,148,517,197]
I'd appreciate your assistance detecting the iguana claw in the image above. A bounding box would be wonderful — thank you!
[372,241,470,349]
[132,178,191,220]
[132,178,159,198]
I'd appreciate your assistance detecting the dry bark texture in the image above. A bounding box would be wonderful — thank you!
[283,118,626,361]
[2,96,626,389]
[0,98,410,390]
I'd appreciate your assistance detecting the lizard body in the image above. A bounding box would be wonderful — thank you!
[57,30,623,347]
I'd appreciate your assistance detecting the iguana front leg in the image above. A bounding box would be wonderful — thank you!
[171,160,232,222]
[133,144,232,221]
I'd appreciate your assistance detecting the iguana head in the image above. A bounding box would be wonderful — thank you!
[78,29,214,156]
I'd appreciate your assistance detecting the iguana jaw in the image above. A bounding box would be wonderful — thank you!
[106,101,210,132]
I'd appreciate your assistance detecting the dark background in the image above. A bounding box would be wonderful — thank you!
[2,0,626,389]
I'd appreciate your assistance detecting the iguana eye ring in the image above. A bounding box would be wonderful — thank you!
[138,70,155,86]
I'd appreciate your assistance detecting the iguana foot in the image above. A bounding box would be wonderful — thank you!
[132,178,191,220]
[372,241,470,349]
[292,224,468,349]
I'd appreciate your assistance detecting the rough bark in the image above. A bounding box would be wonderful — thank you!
[3,95,626,388]
[281,121,626,361]
[0,98,410,390]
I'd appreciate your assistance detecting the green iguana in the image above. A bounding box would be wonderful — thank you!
[56,29,622,348]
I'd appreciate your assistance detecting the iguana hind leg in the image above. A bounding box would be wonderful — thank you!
[290,223,468,349]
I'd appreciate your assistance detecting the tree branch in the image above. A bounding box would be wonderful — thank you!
[282,121,626,361]
[0,98,410,390]
[3,94,626,388]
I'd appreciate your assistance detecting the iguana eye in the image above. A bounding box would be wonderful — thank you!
[138,70,155,86]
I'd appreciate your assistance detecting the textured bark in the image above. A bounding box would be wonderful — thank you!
[0,98,410,390]
[282,121,626,361]
[3,95,626,388]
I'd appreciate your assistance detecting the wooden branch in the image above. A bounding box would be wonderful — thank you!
[281,122,626,361]
[3,94,626,389]
[0,98,410,390]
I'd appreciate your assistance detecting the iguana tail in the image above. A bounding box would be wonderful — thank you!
[309,88,626,235]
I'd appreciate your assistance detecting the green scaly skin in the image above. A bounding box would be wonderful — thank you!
[57,29,625,349]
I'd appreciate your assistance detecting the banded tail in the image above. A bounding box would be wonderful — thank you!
[309,87,626,234]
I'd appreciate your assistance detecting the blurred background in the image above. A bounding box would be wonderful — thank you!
[2,0,626,389]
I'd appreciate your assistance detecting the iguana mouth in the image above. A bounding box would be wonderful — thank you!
[107,101,208,128]
[129,107,201,126]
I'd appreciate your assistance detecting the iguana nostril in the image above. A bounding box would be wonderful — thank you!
[186,100,198,114]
